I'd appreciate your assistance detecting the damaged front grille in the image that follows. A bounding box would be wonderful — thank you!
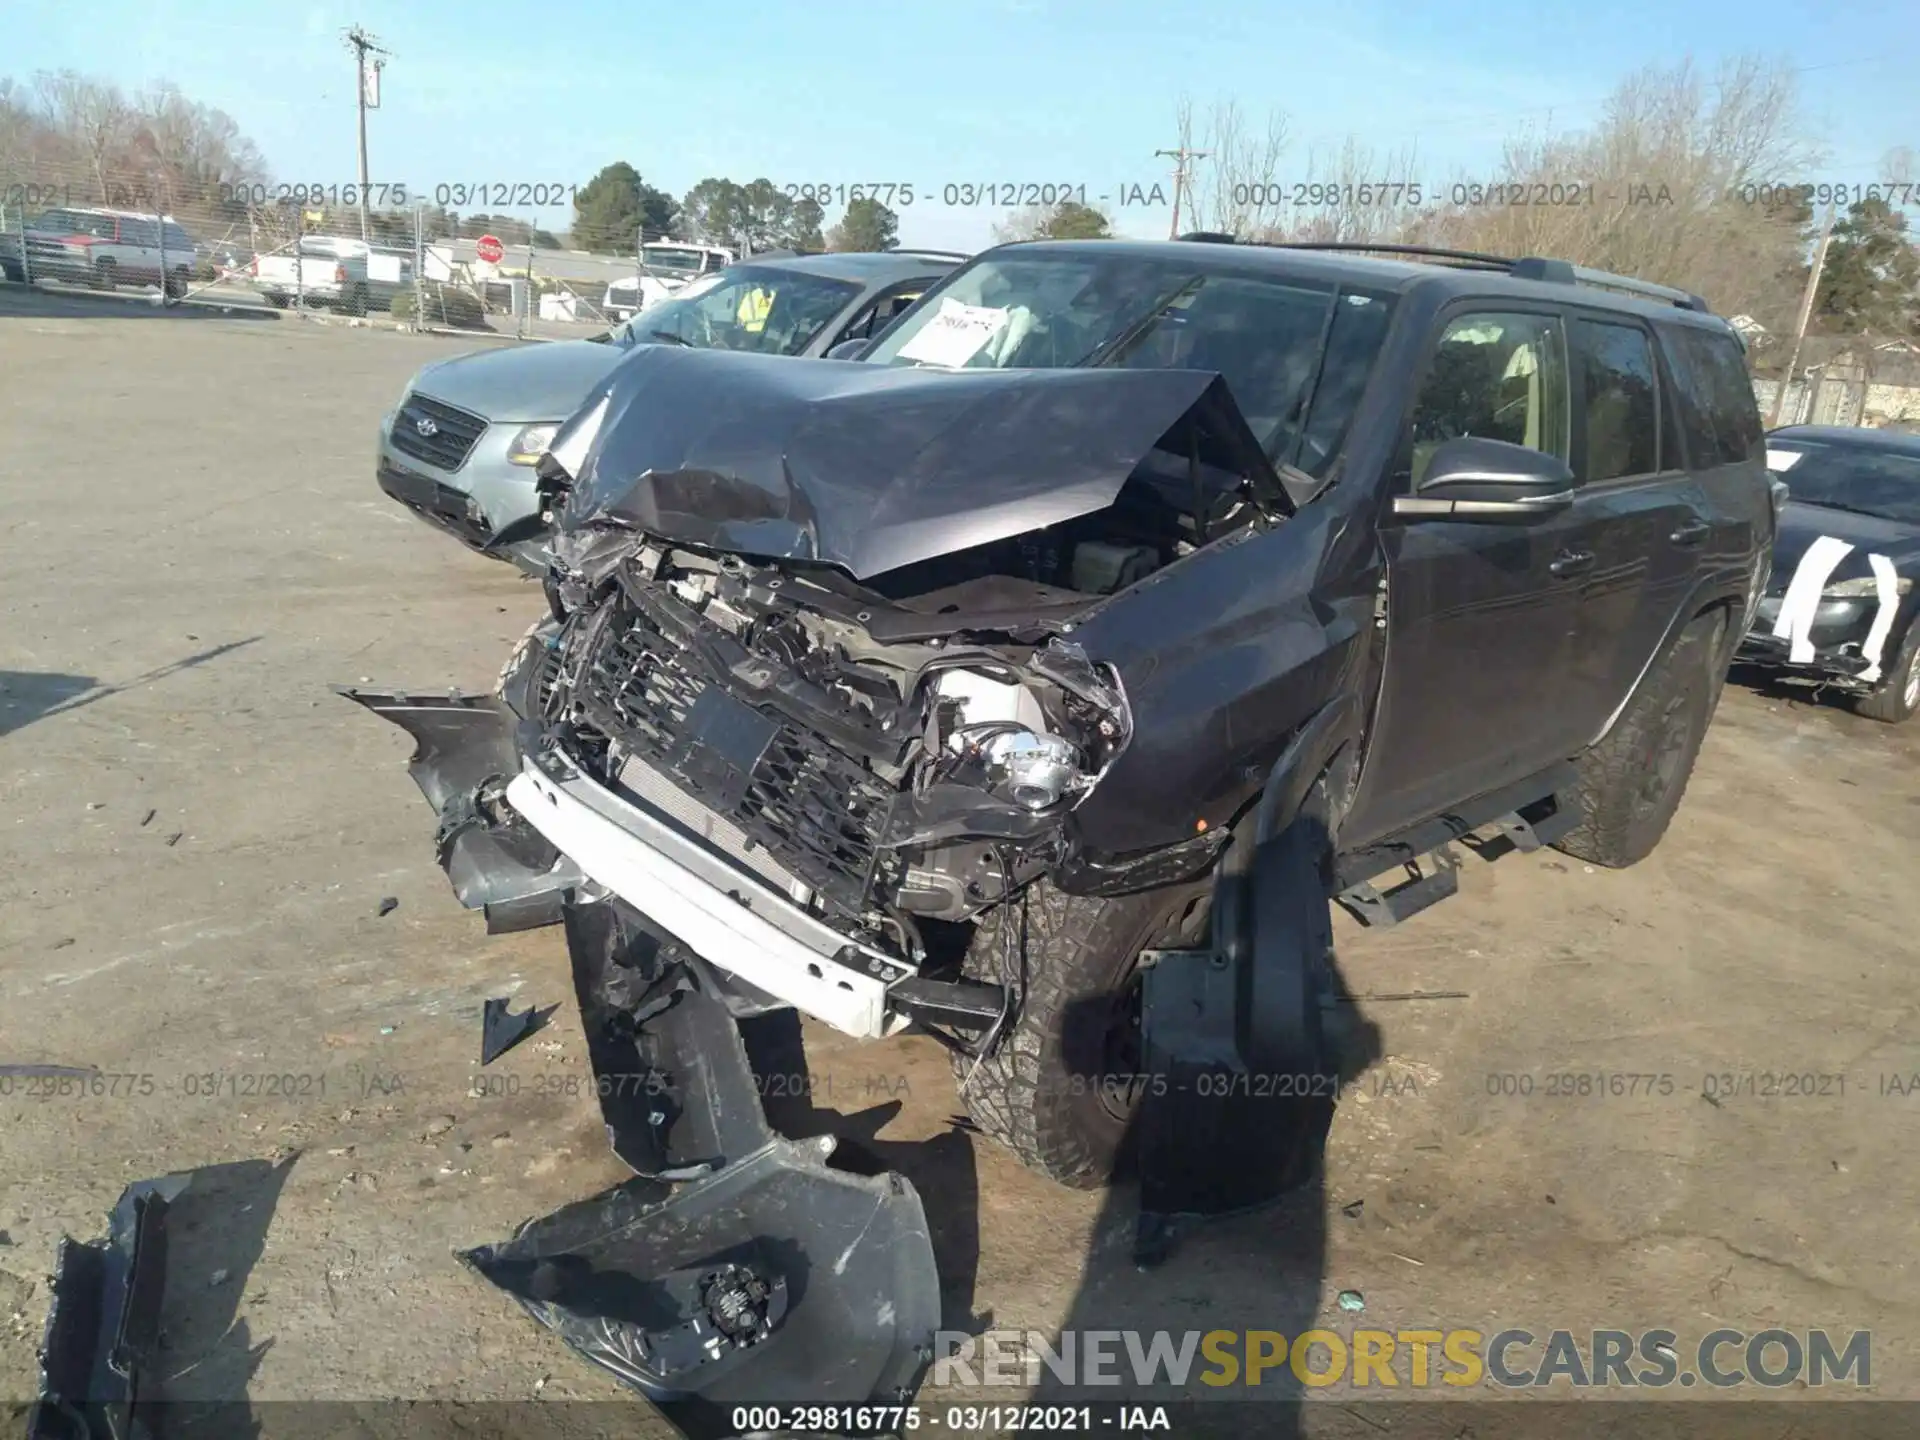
[572,599,902,919]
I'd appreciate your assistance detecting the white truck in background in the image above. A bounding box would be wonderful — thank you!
[250,235,413,314]
[603,242,734,321]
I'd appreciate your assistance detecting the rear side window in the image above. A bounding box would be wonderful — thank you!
[121,218,159,246]
[1575,319,1659,480]
[162,223,194,252]
[1664,326,1761,467]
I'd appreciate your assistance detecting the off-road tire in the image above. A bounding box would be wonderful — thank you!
[1853,622,1920,724]
[1555,609,1726,869]
[950,880,1209,1189]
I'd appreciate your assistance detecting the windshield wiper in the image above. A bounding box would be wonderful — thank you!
[1078,275,1207,368]
[646,329,693,347]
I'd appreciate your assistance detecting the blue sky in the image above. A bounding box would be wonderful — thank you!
[10,0,1918,251]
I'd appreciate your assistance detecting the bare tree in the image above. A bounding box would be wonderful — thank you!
[1256,137,1424,245]
[1414,56,1821,328]
[1172,95,1291,237]
[33,70,133,202]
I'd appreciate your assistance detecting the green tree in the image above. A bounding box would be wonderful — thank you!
[996,200,1112,242]
[1817,197,1920,335]
[827,196,898,252]
[573,161,676,254]
[783,196,825,252]
[677,176,798,251]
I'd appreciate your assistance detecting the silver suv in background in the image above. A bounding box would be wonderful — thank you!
[376,249,964,572]
[0,207,198,297]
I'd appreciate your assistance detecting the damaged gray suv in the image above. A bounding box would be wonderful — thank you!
[343,237,1773,1403]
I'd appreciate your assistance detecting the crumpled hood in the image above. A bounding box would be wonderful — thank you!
[544,345,1281,581]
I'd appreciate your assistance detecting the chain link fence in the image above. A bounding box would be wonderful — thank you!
[0,155,682,343]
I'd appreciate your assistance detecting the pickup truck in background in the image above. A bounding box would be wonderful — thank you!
[0,207,199,296]
[249,236,412,314]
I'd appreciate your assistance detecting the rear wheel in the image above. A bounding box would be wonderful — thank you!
[1555,610,1725,868]
[340,283,370,317]
[950,880,1210,1188]
[164,266,190,299]
[1853,623,1920,725]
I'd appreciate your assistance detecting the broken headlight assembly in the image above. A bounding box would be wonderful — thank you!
[919,658,1124,815]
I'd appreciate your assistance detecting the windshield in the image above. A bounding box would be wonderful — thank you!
[862,252,1395,475]
[1772,442,1920,525]
[607,265,861,356]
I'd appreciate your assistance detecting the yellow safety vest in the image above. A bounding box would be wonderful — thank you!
[738,287,772,332]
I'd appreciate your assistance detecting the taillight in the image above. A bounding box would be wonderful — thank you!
[334,264,348,284]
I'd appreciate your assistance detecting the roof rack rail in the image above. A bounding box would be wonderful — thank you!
[888,248,971,262]
[1175,235,1713,312]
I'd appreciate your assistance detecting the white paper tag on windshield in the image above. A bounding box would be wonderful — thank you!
[897,297,1009,367]
[1765,447,1803,472]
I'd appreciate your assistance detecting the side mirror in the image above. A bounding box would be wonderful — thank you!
[825,337,869,361]
[1394,436,1576,522]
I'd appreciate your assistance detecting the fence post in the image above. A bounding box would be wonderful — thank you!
[413,203,424,332]
[520,239,534,341]
[14,202,29,287]
[156,201,169,307]
[294,206,305,314]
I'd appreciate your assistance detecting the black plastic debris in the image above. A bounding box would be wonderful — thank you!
[335,689,585,933]
[462,894,942,1423]
[1131,816,1337,1267]
[376,896,399,918]
[479,996,541,1066]
[460,1134,938,1407]
[30,1171,191,1440]
[562,899,779,1180]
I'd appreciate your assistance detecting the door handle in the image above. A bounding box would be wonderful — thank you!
[1549,549,1595,579]
[1669,519,1710,546]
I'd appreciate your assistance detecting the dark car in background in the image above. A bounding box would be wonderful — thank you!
[1738,424,1920,723]
[375,249,964,572]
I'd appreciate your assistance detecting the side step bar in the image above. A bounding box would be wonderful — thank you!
[1333,764,1579,928]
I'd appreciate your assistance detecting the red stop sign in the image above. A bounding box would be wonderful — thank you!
[475,234,505,265]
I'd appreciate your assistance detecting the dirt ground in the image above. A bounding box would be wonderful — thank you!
[3,287,1919,1436]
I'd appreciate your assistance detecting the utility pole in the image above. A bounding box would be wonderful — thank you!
[1770,199,1837,428]
[344,27,389,244]
[1156,146,1209,239]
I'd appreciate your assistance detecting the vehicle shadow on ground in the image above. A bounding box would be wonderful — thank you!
[1724,662,1871,724]
[0,282,282,323]
[148,1152,299,1438]
[1024,947,1383,1437]
[0,641,261,738]
[0,671,99,737]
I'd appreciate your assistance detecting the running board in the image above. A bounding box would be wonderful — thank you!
[1334,764,1579,928]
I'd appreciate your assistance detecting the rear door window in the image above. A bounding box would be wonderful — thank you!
[1663,326,1761,467]
[1574,318,1660,480]
[121,217,159,247]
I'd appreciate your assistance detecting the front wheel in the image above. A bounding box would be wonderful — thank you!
[93,258,118,291]
[1853,623,1920,725]
[1555,609,1725,868]
[950,880,1210,1188]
